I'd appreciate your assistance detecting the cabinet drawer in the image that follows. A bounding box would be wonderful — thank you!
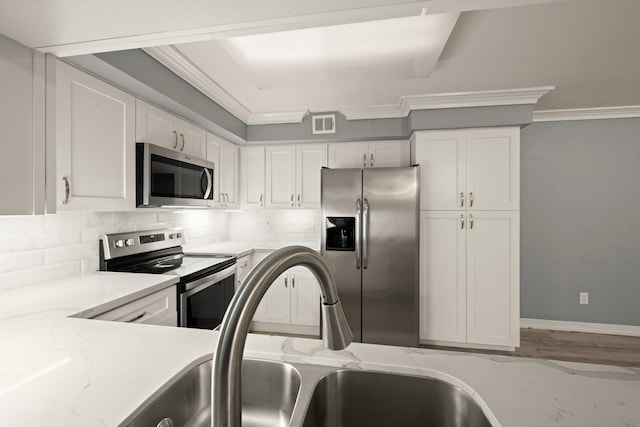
[93,286,177,326]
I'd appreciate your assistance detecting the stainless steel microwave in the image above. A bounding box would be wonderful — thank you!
[136,143,214,207]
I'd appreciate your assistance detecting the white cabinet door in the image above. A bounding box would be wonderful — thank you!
[0,35,45,215]
[56,61,135,211]
[368,140,410,167]
[296,144,327,208]
[135,99,179,150]
[411,131,466,210]
[136,100,206,158]
[328,142,369,168]
[466,211,519,347]
[412,128,519,211]
[178,119,206,158]
[220,141,239,207]
[290,266,320,327]
[265,145,296,208]
[92,286,177,326]
[466,128,519,211]
[241,146,265,208]
[419,212,466,343]
[256,272,290,324]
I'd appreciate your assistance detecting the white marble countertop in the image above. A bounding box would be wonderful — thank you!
[184,240,321,258]
[0,272,639,426]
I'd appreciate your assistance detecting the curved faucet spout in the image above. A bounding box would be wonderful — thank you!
[212,246,353,427]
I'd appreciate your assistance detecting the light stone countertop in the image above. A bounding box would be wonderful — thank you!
[184,240,321,258]
[0,271,639,427]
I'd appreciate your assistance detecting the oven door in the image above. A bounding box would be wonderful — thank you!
[179,263,236,329]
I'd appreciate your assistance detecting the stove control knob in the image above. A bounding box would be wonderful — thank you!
[177,232,183,238]
[115,239,125,248]
[169,233,176,239]
[125,239,135,246]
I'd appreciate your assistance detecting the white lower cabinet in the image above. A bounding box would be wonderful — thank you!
[93,286,177,326]
[419,211,519,349]
[252,265,321,335]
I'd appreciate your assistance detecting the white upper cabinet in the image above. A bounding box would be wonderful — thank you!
[328,140,409,168]
[0,35,45,215]
[295,144,327,208]
[55,60,135,211]
[136,99,206,158]
[411,128,519,211]
[265,144,327,209]
[207,132,238,208]
[240,146,265,208]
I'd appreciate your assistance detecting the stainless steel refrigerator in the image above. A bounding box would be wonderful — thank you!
[321,166,419,347]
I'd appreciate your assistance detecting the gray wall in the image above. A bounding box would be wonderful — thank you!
[521,118,640,326]
[248,105,533,144]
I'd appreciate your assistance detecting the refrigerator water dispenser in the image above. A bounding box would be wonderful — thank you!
[326,217,355,251]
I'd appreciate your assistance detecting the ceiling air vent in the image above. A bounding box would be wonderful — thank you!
[312,114,336,135]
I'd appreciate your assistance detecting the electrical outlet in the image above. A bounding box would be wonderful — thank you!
[580,292,589,305]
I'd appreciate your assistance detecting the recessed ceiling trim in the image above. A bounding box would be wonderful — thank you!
[145,45,252,123]
[533,106,640,122]
[246,111,309,125]
[340,86,555,120]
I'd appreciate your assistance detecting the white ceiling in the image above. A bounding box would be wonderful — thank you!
[143,0,640,123]
[1,0,639,124]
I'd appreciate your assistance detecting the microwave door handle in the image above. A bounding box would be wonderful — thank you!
[202,168,212,199]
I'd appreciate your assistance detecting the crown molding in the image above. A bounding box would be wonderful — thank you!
[246,111,309,125]
[532,105,640,122]
[145,46,309,125]
[341,86,555,120]
[145,45,252,123]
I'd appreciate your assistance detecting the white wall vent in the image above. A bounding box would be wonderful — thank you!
[312,114,336,134]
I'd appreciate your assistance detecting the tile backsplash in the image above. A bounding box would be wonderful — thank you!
[0,208,322,292]
[0,210,229,292]
[229,209,321,243]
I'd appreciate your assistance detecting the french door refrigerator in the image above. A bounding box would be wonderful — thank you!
[321,166,419,347]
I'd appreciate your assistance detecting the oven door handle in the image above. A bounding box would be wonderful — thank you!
[181,263,237,296]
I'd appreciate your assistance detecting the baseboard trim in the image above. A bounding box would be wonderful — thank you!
[521,318,640,337]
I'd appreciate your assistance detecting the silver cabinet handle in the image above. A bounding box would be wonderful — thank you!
[363,153,367,167]
[180,134,185,151]
[370,153,374,167]
[291,274,296,288]
[290,194,294,207]
[224,193,229,206]
[297,194,301,207]
[259,194,263,207]
[460,192,464,207]
[470,214,474,229]
[172,131,178,149]
[469,192,474,208]
[126,311,147,323]
[363,198,369,270]
[284,276,288,288]
[461,214,464,229]
[62,176,70,205]
[355,199,362,269]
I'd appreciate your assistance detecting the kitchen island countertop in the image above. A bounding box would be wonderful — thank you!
[0,272,638,427]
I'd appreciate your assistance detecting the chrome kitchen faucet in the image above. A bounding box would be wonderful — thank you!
[212,246,353,427]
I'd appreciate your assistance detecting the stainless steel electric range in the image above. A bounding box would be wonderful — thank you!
[99,228,236,329]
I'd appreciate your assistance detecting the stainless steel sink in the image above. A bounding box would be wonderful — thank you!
[125,358,496,427]
[127,359,300,427]
[300,369,493,427]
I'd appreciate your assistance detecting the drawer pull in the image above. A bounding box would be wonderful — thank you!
[126,312,147,323]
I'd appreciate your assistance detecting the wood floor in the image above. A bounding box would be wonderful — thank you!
[421,328,640,368]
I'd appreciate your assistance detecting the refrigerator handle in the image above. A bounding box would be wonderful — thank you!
[363,198,369,270]
[355,199,362,269]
